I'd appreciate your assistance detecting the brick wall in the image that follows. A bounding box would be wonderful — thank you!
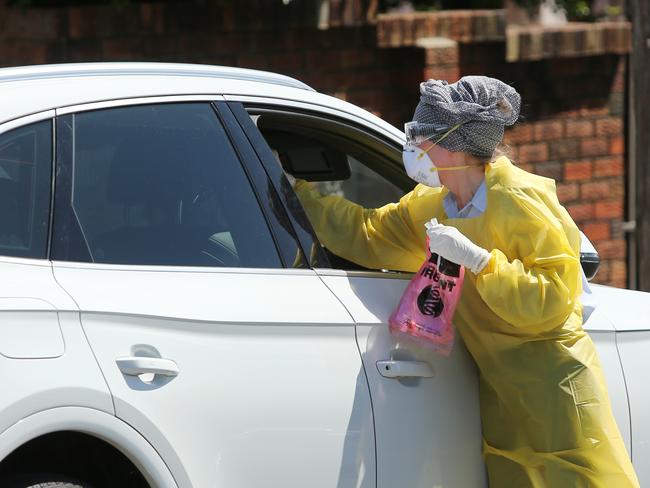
[464,47,628,287]
[0,4,630,287]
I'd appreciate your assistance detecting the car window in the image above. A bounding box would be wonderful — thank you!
[313,155,404,208]
[67,103,281,268]
[253,109,411,271]
[0,120,52,259]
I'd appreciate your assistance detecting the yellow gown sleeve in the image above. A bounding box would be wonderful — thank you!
[293,180,428,272]
[475,189,583,335]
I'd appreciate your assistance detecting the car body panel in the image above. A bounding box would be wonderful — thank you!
[0,309,114,434]
[616,332,650,486]
[0,258,113,432]
[318,269,487,488]
[590,284,650,331]
[52,264,376,488]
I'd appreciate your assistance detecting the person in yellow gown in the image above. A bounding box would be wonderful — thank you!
[293,76,639,487]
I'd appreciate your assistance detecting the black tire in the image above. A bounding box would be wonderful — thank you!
[0,475,94,488]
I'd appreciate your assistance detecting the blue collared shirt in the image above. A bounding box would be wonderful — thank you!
[443,180,487,219]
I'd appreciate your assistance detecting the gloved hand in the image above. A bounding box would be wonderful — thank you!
[425,218,491,274]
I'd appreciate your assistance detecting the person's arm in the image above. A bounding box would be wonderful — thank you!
[294,180,428,272]
[475,199,583,336]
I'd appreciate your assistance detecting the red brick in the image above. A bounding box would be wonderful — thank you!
[567,203,595,222]
[68,7,97,39]
[534,120,564,141]
[580,181,614,200]
[583,222,611,242]
[579,102,610,117]
[610,260,627,288]
[549,139,580,160]
[610,136,625,155]
[565,120,594,138]
[423,66,460,82]
[595,117,623,136]
[594,156,624,177]
[271,52,304,72]
[102,38,143,60]
[611,69,626,94]
[564,160,593,181]
[341,49,376,69]
[504,123,534,144]
[424,46,459,66]
[595,200,624,219]
[4,9,59,40]
[556,182,579,202]
[517,162,535,173]
[580,138,609,157]
[533,161,562,180]
[595,239,626,258]
[518,143,549,163]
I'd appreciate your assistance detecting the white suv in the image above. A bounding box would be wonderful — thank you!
[0,63,648,488]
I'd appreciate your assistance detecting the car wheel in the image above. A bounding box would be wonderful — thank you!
[0,475,94,488]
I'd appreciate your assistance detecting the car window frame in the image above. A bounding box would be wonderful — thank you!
[0,110,56,263]
[49,95,305,270]
[229,99,417,278]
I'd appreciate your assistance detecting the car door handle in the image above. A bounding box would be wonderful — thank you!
[116,357,179,377]
[376,360,434,378]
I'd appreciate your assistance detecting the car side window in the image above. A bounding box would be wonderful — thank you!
[313,155,404,209]
[0,120,52,259]
[252,109,411,271]
[66,103,281,268]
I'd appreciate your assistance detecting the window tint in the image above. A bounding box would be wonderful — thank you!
[314,155,404,208]
[0,120,52,259]
[69,103,281,268]
[255,111,409,271]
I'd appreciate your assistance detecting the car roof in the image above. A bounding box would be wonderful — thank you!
[0,62,403,141]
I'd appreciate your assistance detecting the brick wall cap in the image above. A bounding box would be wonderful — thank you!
[377,9,505,21]
[506,21,631,62]
[415,36,458,49]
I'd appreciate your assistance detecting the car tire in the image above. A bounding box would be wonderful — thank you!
[0,475,94,488]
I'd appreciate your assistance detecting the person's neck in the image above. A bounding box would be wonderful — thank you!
[445,166,486,210]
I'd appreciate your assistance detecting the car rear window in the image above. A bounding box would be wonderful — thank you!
[0,120,52,259]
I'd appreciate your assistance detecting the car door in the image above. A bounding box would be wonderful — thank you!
[232,100,487,488]
[50,99,375,488]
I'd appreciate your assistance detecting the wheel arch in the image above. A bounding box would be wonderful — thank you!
[0,406,183,488]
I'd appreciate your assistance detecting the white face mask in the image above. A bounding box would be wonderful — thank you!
[402,144,473,188]
[402,145,442,187]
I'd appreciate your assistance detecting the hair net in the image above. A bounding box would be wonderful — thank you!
[412,76,521,158]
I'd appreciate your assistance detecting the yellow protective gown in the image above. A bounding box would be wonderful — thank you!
[295,156,639,487]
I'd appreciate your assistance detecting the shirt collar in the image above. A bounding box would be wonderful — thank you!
[443,180,487,218]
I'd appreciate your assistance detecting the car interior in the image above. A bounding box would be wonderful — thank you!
[251,108,414,271]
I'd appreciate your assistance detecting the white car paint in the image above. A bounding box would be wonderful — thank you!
[52,262,375,488]
[0,63,402,142]
[318,270,487,488]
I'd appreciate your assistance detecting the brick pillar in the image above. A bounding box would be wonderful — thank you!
[417,37,460,82]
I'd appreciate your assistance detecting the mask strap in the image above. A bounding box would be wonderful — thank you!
[431,123,463,146]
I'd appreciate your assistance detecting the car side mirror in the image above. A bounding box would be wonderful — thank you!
[579,231,600,281]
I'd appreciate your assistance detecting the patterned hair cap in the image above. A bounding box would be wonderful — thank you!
[412,76,521,158]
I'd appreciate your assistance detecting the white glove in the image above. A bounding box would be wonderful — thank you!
[425,218,491,274]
